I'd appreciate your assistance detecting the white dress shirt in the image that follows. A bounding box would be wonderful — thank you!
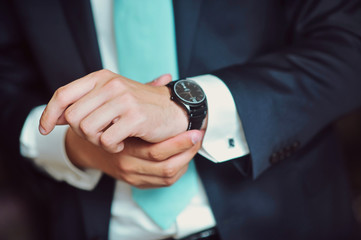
[20,0,249,239]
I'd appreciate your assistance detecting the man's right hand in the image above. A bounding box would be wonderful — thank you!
[39,70,190,154]
[65,127,204,189]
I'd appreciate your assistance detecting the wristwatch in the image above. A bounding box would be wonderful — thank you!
[167,79,208,130]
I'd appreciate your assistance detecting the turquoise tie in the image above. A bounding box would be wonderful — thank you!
[114,0,198,230]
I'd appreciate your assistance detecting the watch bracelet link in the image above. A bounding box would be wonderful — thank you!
[188,102,207,130]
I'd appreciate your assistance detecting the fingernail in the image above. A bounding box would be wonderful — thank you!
[116,143,124,152]
[39,125,47,135]
[112,117,120,123]
[191,133,202,144]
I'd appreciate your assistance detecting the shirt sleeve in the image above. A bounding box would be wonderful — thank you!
[20,105,102,190]
[188,74,250,163]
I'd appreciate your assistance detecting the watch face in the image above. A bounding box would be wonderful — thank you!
[174,80,206,105]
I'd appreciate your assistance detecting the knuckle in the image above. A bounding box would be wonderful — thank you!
[100,133,115,149]
[115,160,124,173]
[99,69,111,74]
[162,177,176,187]
[148,149,163,161]
[122,92,136,105]
[97,69,112,77]
[162,164,177,178]
[123,175,140,187]
[54,87,68,106]
[133,164,145,175]
[118,162,132,174]
[106,78,125,91]
[79,120,94,137]
[64,108,76,125]
[115,159,135,175]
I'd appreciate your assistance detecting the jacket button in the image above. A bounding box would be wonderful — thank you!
[284,145,292,152]
[285,150,292,158]
[279,149,287,160]
[284,146,293,157]
[291,141,300,150]
[270,152,280,164]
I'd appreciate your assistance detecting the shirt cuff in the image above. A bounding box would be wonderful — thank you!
[20,105,102,190]
[188,75,250,162]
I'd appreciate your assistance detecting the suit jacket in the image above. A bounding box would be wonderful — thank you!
[1,0,361,239]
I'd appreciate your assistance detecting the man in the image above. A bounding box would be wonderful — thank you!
[1,0,361,239]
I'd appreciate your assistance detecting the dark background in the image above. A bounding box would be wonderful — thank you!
[335,108,361,226]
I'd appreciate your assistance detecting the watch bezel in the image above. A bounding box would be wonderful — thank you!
[173,79,206,106]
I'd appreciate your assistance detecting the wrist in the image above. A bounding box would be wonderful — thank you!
[159,85,189,134]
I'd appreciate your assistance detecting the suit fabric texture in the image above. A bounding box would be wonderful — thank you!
[1,0,361,239]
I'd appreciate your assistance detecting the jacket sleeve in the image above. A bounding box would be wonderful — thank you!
[212,0,361,178]
[0,0,49,158]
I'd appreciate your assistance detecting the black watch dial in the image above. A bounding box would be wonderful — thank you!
[174,80,206,105]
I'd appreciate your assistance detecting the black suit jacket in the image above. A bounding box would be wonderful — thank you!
[1,0,361,239]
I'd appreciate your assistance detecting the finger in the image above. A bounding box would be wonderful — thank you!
[113,152,190,187]
[125,130,204,161]
[78,98,127,146]
[122,165,189,189]
[121,141,200,178]
[56,112,68,125]
[64,81,122,137]
[39,72,98,135]
[99,114,141,153]
[148,73,172,86]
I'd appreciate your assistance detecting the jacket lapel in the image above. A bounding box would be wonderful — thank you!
[60,0,102,74]
[173,0,203,78]
[13,0,102,91]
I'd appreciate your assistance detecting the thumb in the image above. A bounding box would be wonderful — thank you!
[148,73,173,86]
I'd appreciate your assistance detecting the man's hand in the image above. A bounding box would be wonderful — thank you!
[39,70,188,153]
[65,127,204,188]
